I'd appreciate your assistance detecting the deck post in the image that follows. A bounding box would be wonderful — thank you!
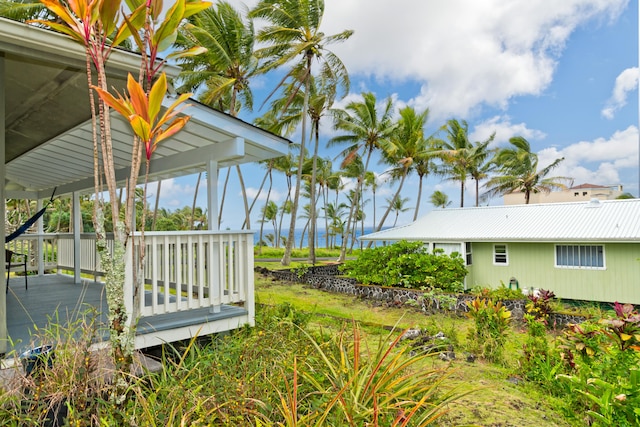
[72,192,81,284]
[0,54,7,354]
[206,158,218,231]
[36,198,44,276]
[206,159,221,313]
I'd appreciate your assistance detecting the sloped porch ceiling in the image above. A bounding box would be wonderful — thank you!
[6,99,290,199]
[1,17,290,200]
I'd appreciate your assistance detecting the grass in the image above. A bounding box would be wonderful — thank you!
[254,246,359,260]
[255,264,580,426]
[2,259,590,425]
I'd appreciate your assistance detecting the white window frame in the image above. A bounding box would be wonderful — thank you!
[493,244,508,265]
[555,244,606,270]
[465,242,472,266]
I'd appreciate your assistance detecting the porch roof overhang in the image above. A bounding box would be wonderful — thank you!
[1,17,290,200]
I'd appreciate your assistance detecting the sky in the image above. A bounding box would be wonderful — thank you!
[155,0,639,230]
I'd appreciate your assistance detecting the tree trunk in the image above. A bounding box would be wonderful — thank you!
[152,180,161,231]
[282,59,312,266]
[218,168,231,228]
[308,123,320,264]
[413,175,423,221]
[236,165,251,230]
[190,172,202,230]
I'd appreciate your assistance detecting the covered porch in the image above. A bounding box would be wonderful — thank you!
[5,228,256,356]
[0,17,290,355]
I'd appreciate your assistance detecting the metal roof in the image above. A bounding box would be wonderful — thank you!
[360,199,640,243]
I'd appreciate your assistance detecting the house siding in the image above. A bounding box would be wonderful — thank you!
[466,242,640,304]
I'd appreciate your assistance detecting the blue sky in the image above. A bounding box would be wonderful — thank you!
[157,0,639,230]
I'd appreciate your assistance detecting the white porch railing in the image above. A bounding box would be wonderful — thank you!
[5,234,58,273]
[133,231,254,317]
[15,230,254,320]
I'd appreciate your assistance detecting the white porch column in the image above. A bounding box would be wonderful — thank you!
[0,54,7,353]
[36,198,44,276]
[206,158,218,231]
[72,192,81,284]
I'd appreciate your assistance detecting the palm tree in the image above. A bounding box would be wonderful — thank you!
[330,92,396,230]
[483,136,570,204]
[430,190,451,209]
[0,0,50,21]
[363,171,378,232]
[375,106,430,233]
[250,0,353,266]
[468,134,496,207]
[177,2,264,229]
[259,200,279,247]
[436,119,474,207]
[314,157,337,249]
[323,201,348,248]
[385,196,411,227]
[337,155,365,261]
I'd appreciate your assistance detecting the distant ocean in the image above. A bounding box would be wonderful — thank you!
[258,227,381,248]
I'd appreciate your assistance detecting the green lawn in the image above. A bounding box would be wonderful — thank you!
[255,266,579,427]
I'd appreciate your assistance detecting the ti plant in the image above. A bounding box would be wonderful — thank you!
[525,288,556,326]
[598,302,640,352]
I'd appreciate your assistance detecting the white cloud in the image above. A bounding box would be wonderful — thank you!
[229,0,626,120]
[471,115,547,147]
[601,67,639,119]
[321,0,627,120]
[245,186,285,203]
[538,125,639,186]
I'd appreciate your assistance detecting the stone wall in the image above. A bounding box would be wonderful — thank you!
[256,264,586,326]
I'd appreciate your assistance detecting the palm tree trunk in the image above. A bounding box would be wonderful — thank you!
[460,180,465,208]
[190,172,202,230]
[243,161,272,229]
[282,61,312,266]
[236,165,251,229]
[371,169,408,248]
[338,187,359,262]
[258,170,273,256]
[152,180,161,231]
[218,168,231,228]
[308,123,320,264]
[413,175,423,221]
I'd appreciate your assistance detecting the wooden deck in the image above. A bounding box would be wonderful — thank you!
[4,274,247,357]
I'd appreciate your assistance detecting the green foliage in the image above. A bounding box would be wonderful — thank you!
[552,304,640,425]
[469,283,524,301]
[274,322,470,426]
[341,240,466,292]
[519,314,565,393]
[421,288,459,312]
[294,263,310,279]
[525,288,556,325]
[466,298,511,363]
[598,302,640,352]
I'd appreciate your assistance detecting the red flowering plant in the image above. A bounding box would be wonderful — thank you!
[598,302,640,352]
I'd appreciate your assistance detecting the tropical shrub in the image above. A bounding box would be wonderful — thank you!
[469,283,524,301]
[466,298,511,363]
[341,241,466,291]
[272,322,470,426]
[525,288,556,326]
[519,314,566,394]
[555,303,640,425]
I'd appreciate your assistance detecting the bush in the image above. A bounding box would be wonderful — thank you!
[469,283,525,301]
[340,241,466,292]
[466,298,512,363]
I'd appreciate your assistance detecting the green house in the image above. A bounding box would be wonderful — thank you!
[360,199,640,305]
